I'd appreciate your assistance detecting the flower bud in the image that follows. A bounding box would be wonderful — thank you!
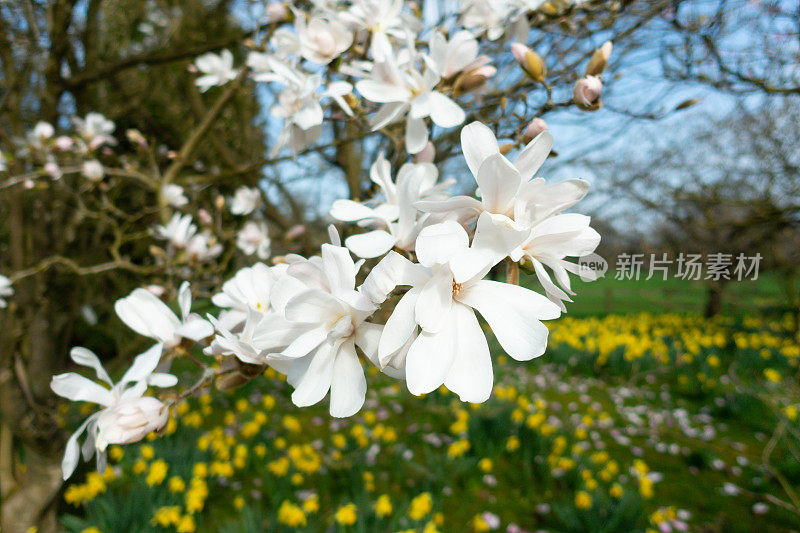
[95,397,169,450]
[511,43,546,83]
[285,224,306,240]
[573,76,602,111]
[499,143,515,155]
[586,41,612,76]
[522,118,548,143]
[455,65,497,93]
[82,160,104,181]
[414,142,435,163]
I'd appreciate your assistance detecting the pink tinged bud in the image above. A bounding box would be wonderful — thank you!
[146,284,166,297]
[511,43,529,65]
[285,224,306,240]
[456,65,497,93]
[95,397,169,450]
[523,118,548,142]
[44,162,62,180]
[198,209,213,225]
[573,75,603,110]
[414,142,435,163]
[55,136,74,151]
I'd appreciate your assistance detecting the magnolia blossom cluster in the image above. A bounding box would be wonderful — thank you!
[38,0,607,482]
[189,0,588,156]
[51,117,599,480]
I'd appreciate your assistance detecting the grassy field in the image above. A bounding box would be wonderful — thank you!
[546,273,791,317]
[57,299,800,532]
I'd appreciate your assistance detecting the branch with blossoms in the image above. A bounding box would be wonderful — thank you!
[0,0,610,484]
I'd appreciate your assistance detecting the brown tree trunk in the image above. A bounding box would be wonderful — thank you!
[703,280,728,318]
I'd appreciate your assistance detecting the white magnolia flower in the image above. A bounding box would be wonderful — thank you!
[185,231,223,261]
[427,30,480,79]
[356,52,465,154]
[0,149,7,172]
[115,282,214,348]
[82,160,104,182]
[155,212,197,248]
[74,113,116,148]
[211,262,282,329]
[296,13,353,64]
[194,50,237,92]
[229,186,261,215]
[236,221,272,259]
[26,122,54,151]
[330,153,453,258]
[518,213,600,311]
[249,56,353,155]
[0,275,13,308]
[459,0,514,41]
[363,214,560,402]
[342,0,418,60]
[266,239,388,417]
[417,121,589,239]
[50,344,176,479]
[162,184,188,207]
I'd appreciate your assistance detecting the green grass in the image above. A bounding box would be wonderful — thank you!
[533,273,791,317]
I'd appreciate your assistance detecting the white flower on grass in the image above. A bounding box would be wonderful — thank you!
[82,160,104,182]
[74,113,116,149]
[364,214,560,403]
[114,282,214,349]
[161,184,188,207]
[0,275,13,308]
[194,50,237,92]
[236,221,272,259]
[229,186,261,215]
[266,237,391,417]
[356,52,465,154]
[155,212,197,248]
[295,13,353,64]
[416,121,589,240]
[518,213,600,311]
[330,153,453,258]
[50,344,176,479]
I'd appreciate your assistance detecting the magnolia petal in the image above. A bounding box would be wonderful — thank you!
[321,243,358,291]
[458,280,560,360]
[406,115,429,155]
[414,220,469,268]
[345,230,397,259]
[329,339,366,417]
[443,303,492,403]
[69,347,112,386]
[119,343,165,386]
[476,152,521,214]
[405,305,458,395]
[51,373,114,406]
[428,92,465,128]
[461,121,499,178]
[290,343,334,407]
[514,130,553,182]
[378,287,421,365]
[414,267,453,333]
